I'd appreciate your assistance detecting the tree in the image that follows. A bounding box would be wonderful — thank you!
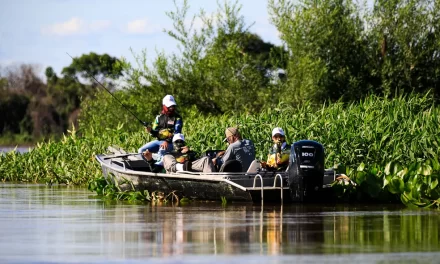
[0,93,30,134]
[368,0,440,98]
[0,64,43,136]
[238,32,287,70]
[62,52,123,83]
[269,0,371,103]
[209,31,288,84]
[4,64,46,97]
[45,66,58,83]
[120,0,287,117]
[0,77,7,97]
[0,53,125,140]
[45,53,124,132]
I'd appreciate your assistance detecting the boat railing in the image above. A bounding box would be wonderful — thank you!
[253,174,264,203]
[274,174,284,203]
[247,173,287,206]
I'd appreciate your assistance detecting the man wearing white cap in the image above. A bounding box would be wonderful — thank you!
[138,94,183,154]
[261,127,291,171]
[162,133,216,173]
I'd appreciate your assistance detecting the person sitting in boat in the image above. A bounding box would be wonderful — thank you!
[141,150,164,173]
[260,127,291,171]
[212,127,256,172]
[138,94,183,154]
[162,133,217,173]
[141,137,186,173]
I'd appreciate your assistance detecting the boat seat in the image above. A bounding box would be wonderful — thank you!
[113,159,153,171]
[246,160,261,173]
[219,160,242,172]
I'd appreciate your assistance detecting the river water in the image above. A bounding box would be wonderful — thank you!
[0,183,439,264]
[0,146,31,154]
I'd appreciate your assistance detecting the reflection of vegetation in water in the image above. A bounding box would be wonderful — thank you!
[323,209,440,253]
[221,196,227,206]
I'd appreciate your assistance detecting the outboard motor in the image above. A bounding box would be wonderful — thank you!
[288,140,325,202]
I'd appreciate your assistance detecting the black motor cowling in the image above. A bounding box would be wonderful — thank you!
[288,140,325,202]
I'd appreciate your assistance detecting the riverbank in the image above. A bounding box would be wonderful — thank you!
[0,133,32,146]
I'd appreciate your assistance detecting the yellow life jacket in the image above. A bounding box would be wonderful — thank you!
[266,142,290,169]
[175,155,189,164]
[157,129,173,140]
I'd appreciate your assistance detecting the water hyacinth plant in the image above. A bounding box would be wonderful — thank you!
[332,159,440,208]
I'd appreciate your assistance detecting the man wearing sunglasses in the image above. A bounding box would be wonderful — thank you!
[213,127,255,172]
[161,133,216,173]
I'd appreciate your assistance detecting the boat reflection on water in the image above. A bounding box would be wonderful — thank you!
[100,203,320,256]
[101,202,440,256]
[135,204,304,256]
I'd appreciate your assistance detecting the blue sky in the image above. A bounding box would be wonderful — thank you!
[0,0,281,77]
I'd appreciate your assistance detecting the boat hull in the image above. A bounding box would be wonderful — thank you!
[102,164,254,202]
[96,150,336,203]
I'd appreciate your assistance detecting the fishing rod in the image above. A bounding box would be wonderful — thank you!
[66,53,150,127]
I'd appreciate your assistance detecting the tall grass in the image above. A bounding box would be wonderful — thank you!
[181,93,439,169]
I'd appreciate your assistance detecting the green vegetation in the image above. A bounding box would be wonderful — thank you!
[1,0,440,207]
[332,159,440,208]
[1,94,440,207]
[88,176,152,202]
[269,0,440,102]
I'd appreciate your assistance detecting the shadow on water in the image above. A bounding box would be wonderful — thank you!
[0,183,440,263]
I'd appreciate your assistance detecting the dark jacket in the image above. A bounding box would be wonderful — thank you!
[150,113,183,142]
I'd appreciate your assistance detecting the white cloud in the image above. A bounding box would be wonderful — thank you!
[41,17,111,36]
[125,18,162,34]
[41,17,84,36]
